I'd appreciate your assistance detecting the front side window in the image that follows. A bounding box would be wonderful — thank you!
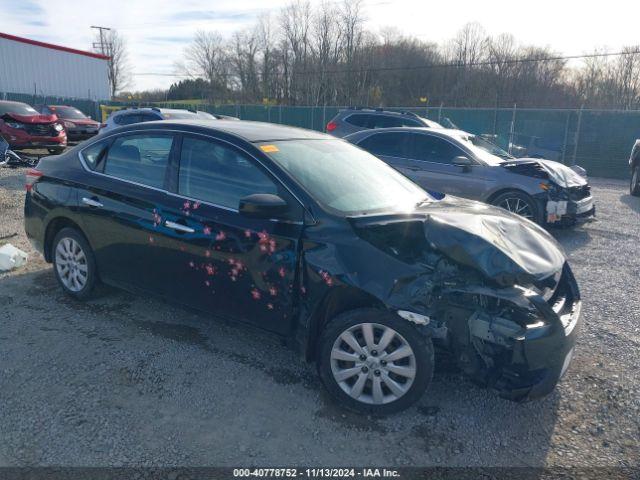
[410,134,465,164]
[103,134,173,188]
[261,139,429,216]
[358,132,411,158]
[178,137,277,209]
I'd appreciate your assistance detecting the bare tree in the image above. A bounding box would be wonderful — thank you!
[181,31,230,101]
[94,29,130,98]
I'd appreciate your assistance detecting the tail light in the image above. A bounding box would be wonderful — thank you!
[100,123,107,129]
[326,121,338,132]
[25,168,43,192]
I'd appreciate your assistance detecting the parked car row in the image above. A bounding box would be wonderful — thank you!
[24,118,582,414]
[0,101,236,156]
[327,107,596,227]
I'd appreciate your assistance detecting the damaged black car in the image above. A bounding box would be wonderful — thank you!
[24,120,582,414]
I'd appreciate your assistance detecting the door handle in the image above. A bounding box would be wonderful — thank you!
[164,220,195,233]
[82,197,103,208]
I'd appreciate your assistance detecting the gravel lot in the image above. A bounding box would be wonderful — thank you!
[0,165,638,467]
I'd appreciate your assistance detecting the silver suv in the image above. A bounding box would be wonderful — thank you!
[99,107,200,135]
[326,108,442,138]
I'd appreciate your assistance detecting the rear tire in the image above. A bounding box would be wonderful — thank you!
[52,228,98,300]
[48,147,65,155]
[491,190,542,224]
[630,165,640,197]
[317,308,434,415]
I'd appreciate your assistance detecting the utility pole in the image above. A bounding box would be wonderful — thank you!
[91,25,111,55]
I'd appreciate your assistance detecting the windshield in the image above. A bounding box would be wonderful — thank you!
[449,132,509,165]
[0,102,38,116]
[50,106,88,119]
[260,139,430,216]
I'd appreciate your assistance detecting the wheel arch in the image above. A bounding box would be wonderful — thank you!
[486,187,532,205]
[302,286,385,362]
[43,216,87,262]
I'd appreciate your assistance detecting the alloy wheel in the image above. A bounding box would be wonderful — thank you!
[330,322,416,405]
[498,197,534,220]
[55,237,88,292]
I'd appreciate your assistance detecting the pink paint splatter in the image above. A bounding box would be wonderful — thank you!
[215,231,226,241]
[192,201,201,210]
[183,201,191,210]
[203,226,212,236]
[267,303,274,310]
[244,229,252,238]
[251,289,261,300]
[278,267,286,278]
[268,286,278,297]
[148,236,155,244]
[205,250,211,258]
[319,270,333,287]
[205,264,216,276]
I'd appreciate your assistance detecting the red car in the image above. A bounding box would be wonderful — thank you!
[0,101,67,154]
[35,105,100,142]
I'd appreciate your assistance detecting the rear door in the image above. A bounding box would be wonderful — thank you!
[158,134,304,334]
[76,132,177,292]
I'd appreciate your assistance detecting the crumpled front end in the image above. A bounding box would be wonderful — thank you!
[321,202,584,401]
[501,158,596,225]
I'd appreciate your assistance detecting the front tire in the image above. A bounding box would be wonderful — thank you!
[317,308,434,415]
[491,190,542,224]
[52,228,98,300]
[48,147,65,155]
[630,165,640,197]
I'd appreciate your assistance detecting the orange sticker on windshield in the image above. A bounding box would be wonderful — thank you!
[260,144,279,153]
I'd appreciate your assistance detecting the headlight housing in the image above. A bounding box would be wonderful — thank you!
[54,123,64,132]
[5,122,25,129]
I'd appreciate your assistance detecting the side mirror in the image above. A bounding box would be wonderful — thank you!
[452,156,472,167]
[239,193,289,219]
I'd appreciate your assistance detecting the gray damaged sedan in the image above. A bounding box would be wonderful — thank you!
[346,127,595,226]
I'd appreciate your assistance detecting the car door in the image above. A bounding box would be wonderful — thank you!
[403,133,490,199]
[356,131,414,173]
[76,132,178,293]
[157,134,304,334]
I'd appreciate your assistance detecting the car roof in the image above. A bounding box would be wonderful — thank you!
[345,126,466,140]
[116,119,330,142]
[0,100,30,106]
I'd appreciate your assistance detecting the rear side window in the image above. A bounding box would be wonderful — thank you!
[369,116,404,128]
[410,134,465,164]
[178,136,277,209]
[114,113,140,125]
[81,140,110,171]
[139,113,161,122]
[344,114,371,127]
[358,132,412,158]
[103,134,174,188]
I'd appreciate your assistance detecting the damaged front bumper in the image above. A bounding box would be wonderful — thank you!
[444,263,581,402]
[536,186,596,225]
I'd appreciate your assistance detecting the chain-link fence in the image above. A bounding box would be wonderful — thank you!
[2,91,638,179]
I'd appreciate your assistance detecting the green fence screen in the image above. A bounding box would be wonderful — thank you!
[2,91,637,179]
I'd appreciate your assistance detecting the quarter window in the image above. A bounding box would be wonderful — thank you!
[103,134,173,188]
[178,137,277,209]
[81,140,110,171]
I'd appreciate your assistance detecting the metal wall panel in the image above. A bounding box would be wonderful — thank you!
[0,37,110,100]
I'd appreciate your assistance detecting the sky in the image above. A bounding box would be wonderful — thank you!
[1,0,639,91]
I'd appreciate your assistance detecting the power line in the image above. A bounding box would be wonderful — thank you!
[291,48,640,76]
[130,48,640,78]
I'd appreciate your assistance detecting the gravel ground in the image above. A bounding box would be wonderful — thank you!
[0,166,638,467]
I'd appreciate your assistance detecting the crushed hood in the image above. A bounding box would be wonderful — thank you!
[3,112,58,124]
[353,197,565,287]
[502,158,587,188]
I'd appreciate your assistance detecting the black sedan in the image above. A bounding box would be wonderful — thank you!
[24,120,582,414]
